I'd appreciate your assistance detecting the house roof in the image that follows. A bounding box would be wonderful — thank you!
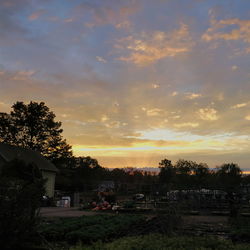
[0,143,58,172]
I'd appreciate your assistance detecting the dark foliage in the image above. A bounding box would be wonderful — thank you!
[54,156,109,191]
[0,101,72,160]
[0,159,46,249]
[80,234,249,250]
[40,214,145,244]
[230,217,250,243]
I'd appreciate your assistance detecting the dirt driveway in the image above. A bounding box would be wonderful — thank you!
[40,207,100,217]
[40,207,229,225]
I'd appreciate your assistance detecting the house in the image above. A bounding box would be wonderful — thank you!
[0,143,58,197]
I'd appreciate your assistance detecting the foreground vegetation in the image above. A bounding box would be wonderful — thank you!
[39,214,250,249]
[0,160,46,249]
[230,216,250,242]
[71,234,250,250]
[40,214,145,244]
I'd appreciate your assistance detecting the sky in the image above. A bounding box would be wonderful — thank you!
[0,0,250,170]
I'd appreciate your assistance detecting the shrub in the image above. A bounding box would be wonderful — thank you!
[230,217,250,242]
[40,214,145,244]
[72,234,250,250]
[0,159,46,249]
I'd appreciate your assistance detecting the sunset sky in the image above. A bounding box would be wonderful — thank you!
[0,0,250,170]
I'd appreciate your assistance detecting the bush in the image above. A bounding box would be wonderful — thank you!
[128,214,182,236]
[40,214,145,244]
[72,234,250,250]
[0,159,46,249]
[230,217,250,242]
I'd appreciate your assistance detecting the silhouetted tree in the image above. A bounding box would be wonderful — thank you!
[175,159,194,189]
[216,163,242,217]
[55,156,108,191]
[192,162,210,189]
[217,163,242,192]
[159,159,176,191]
[0,101,72,160]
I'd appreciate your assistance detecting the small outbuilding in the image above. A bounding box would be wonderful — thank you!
[0,143,58,197]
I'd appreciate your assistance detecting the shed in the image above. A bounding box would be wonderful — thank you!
[0,143,58,197]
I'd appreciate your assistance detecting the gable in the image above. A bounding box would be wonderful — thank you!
[0,143,58,173]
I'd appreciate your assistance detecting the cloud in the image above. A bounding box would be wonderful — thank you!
[116,23,193,66]
[101,115,109,122]
[76,1,139,28]
[0,0,30,40]
[1,0,250,170]
[197,108,218,121]
[231,103,247,109]
[11,70,36,80]
[64,18,73,23]
[172,115,180,119]
[28,9,46,21]
[171,91,178,96]
[96,56,107,63]
[231,65,238,71]
[185,92,202,100]
[174,122,199,128]
[104,121,121,128]
[71,134,193,149]
[152,83,160,89]
[115,20,131,30]
[65,119,86,126]
[146,108,163,117]
[245,115,250,121]
[202,18,250,52]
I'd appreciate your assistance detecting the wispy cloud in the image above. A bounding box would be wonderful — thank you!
[202,17,250,52]
[77,1,139,28]
[28,9,46,21]
[171,91,178,96]
[11,70,36,80]
[197,108,219,121]
[231,65,238,71]
[116,23,193,66]
[174,122,199,128]
[96,56,107,63]
[146,108,163,117]
[152,83,160,89]
[231,103,247,109]
[185,92,202,100]
[64,18,73,23]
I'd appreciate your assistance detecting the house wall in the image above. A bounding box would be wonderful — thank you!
[42,171,56,198]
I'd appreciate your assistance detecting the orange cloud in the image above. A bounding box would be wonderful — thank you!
[174,122,199,128]
[146,108,164,117]
[11,70,35,80]
[231,103,247,109]
[185,92,202,100]
[116,23,193,66]
[202,18,250,52]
